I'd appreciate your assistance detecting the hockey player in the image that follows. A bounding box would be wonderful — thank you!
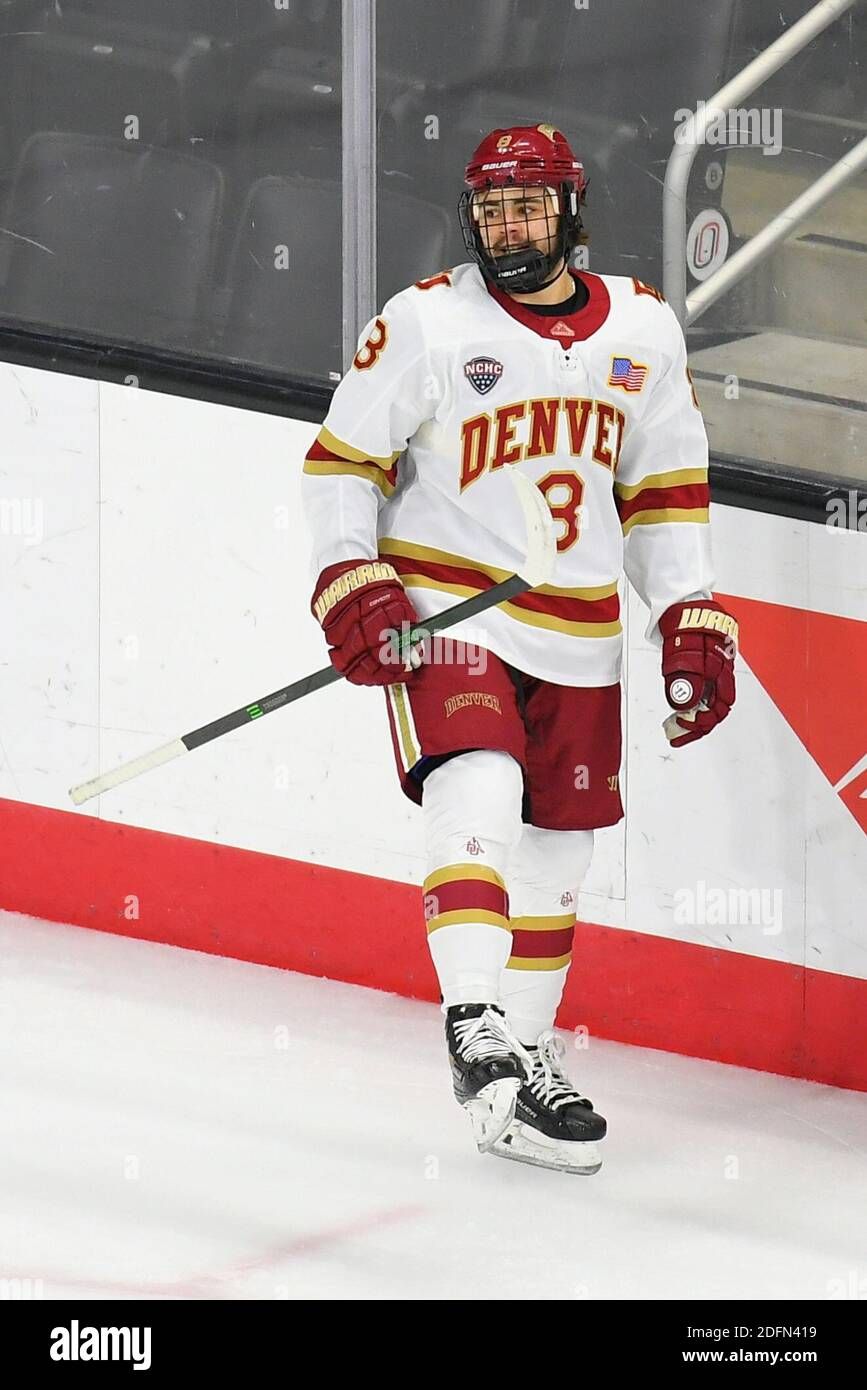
[302,125,737,1174]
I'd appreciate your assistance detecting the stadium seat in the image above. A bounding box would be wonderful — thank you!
[3,6,223,162]
[0,132,224,351]
[221,174,452,378]
[59,0,338,40]
[234,46,343,185]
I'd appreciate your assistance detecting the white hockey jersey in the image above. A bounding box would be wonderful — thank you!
[301,261,714,686]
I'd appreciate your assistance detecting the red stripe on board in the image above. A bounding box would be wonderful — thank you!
[0,796,431,997]
[1,796,865,1093]
[721,594,867,834]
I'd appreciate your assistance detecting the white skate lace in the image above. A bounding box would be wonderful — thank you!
[453,1008,535,1077]
[527,1030,592,1112]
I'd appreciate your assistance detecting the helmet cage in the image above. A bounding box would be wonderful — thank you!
[458,178,585,293]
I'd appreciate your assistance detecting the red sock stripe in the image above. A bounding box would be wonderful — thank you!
[510,925,575,960]
[426,877,509,918]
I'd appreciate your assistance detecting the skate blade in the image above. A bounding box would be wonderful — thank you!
[464,1077,522,1153]
[488,1122,603,1175]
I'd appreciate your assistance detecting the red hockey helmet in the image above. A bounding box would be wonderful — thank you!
[459,124,588,293]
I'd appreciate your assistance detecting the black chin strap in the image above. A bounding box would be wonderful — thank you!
[483,249,566,294]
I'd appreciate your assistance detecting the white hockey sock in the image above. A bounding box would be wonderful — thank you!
[499,825,594,1045]
[421,750,524,1009]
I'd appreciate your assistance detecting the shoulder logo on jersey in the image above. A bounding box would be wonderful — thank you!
[632,277,666,303]
[464,357,504,395]
[608,356,648,393]
[414,270,453,290]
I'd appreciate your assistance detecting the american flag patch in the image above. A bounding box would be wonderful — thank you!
[608,356,648,392]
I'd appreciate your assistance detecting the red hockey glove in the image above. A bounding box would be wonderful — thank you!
[311,558,424,686]
[659,598,738,747]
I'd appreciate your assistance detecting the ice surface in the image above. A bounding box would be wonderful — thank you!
[1,910,865,1301]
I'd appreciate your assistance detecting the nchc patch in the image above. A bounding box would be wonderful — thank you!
[464,357,504,395]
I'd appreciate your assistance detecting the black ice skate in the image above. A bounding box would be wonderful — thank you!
[489,1029,606,1175]
[445,1003,534,1152]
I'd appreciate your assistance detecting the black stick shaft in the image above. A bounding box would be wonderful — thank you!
[181,572,531,752]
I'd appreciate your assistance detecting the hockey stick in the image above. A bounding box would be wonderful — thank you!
[69,470,557,806]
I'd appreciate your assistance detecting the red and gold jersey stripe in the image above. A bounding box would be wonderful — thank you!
[379,537,621,639]
[614,467,709,534]
[302,425,401,497]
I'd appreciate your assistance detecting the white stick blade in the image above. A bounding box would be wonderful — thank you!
[69,738,188,806]
[507,469,558,588]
